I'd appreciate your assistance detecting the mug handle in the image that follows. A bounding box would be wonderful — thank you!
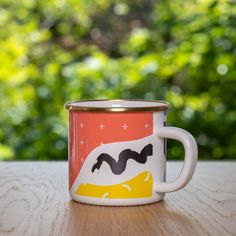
[155,127,198,193]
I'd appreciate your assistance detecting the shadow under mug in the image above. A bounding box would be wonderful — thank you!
[65,99,198,206]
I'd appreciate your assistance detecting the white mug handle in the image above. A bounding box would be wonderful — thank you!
[155,127,198,193]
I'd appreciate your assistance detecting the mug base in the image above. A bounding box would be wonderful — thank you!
[70,192,165,206]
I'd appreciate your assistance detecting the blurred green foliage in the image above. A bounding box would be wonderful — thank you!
[0,0,236,160]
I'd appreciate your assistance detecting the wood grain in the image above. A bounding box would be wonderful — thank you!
[0,162,235,236]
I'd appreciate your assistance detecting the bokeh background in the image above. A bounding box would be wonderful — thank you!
[0,0,235,161]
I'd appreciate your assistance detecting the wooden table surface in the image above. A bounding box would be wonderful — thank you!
[0,162,235,236]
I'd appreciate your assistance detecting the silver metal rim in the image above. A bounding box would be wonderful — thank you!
[64,99,170,112]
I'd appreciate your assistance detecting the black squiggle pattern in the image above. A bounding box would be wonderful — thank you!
[91,144,153,175]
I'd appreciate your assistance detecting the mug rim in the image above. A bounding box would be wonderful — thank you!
[64,99,170,112]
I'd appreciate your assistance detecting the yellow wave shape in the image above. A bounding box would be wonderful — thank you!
[75,171,153,199]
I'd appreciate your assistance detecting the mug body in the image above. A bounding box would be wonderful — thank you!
[66,100,169,206]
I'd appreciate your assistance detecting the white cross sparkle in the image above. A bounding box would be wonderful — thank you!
[144,123,149,129]
[80,140,84,145]
[122,124,128,130]
[99,123,105,129]
[80,123,84,128]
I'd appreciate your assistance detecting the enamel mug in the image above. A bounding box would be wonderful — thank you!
[65,100,198,206]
